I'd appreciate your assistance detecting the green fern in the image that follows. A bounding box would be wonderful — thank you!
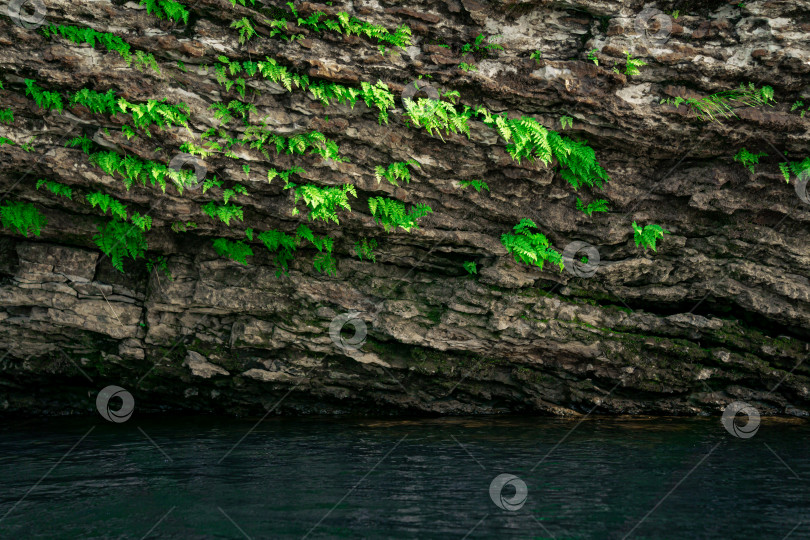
[20,137,36,152]
[201,202,244,226]
[403,97,473,140]
[778,157,810,183]
[93,220,147,272]
[231,18,257,44]
[0,137,14,147]
[660,83,775,123]
[458,179,490,192]
[41,24,160,73]
[257,229,297,274]
[212,238,253,265]
[461,34,503,55]
[222,184,248,204]
[267,166,305,184]
[0,201,47,237]
[463,261,477,275]
[0,108,13,124]
[208,52,608,192]
[66,134,94,154]
[313,251,337,275]
[623,51,647,76]
[368,197,432,232]
[24,79,64,112]
[790,99,809,117]
[576,197,609,216]
[632,221,668,251]
[361,81,396,124]
[24,78,190,135]
[86,192,129,220]
[501,218,563,271]
[733,148,767,173]
[130,212,152,232]
[375,159,419,187]
[36,179,73,200]
[140,0,189,24]
[286,183,356,223]
[88,150,197,193]
[354,237,377,263]
[146,256,172,280]
[202,176,223,193]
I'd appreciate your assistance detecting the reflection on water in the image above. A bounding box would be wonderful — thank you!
[0,416,807,539]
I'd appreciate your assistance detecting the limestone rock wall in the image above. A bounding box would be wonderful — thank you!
[0,0,809,416]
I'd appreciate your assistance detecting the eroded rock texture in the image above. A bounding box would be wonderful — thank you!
[1,0,809,416]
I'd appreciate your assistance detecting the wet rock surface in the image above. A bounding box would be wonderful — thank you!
[0,0,808,416]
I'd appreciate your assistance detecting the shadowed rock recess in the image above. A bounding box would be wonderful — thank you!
[0,0,808,417]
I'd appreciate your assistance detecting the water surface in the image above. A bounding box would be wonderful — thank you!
[0,416,807,539]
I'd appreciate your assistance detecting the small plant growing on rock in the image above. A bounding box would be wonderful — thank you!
[223,184,248,204]
[790,100,809,117]
[42,24,160,73]
[36,179,73,200]
[778,157,810,183]
[140,0,189,24]
[587,49,599,65]
[24,79,63,112]
[66,135,93,154]
[458,179,489,192]
[0,201,47,237]
[576,197,609,216]
[0,108,13,124]
[87,192,129,220]
[212,238,253,265]
[501,218,563,271]
[660,84,774,123]
[734,148,767,173]
[368,197,432,232]
[147,256,172,280]
[231,18,257,44]
[463,261,477,275]
[375,160,419,187]
[462,34,503,55]
[354,238,377,262]
[94,220,148,271]
[286,183,356,224]
[623,51,647,76]
[201,202,244,226]
[632,222,668,251]
[20,137,36,152]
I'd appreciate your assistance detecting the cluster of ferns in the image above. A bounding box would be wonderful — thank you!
[7,2,790,278]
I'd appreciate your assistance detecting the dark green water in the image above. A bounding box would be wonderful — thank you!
[0,416,807,539]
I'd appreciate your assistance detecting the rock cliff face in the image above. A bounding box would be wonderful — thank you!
[1,0,809,417]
